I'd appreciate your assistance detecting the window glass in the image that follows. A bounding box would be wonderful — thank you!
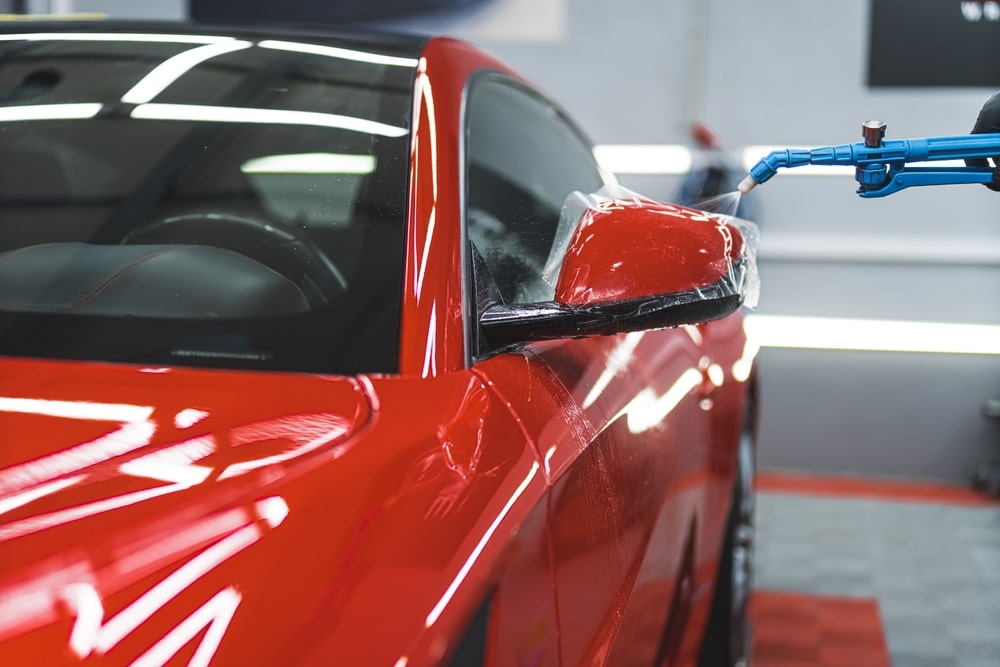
[465,76,605,307]
[0,28,422,374]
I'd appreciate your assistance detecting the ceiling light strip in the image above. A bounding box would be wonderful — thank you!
[745,314,1000,355]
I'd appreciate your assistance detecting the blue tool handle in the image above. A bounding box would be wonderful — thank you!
[859,166,996,198]
[743,132,1000,193]
[859,134,1000,165]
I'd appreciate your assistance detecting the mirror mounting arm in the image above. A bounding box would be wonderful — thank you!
[480,261,749,342]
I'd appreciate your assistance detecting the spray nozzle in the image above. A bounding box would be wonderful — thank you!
[739,122,1000,197]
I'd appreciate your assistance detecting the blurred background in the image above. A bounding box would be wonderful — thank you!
[8,0,998,487]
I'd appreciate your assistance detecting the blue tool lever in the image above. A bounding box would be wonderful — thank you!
[739,122,1000,198]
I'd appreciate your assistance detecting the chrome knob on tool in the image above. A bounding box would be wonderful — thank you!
[862,120,887,148]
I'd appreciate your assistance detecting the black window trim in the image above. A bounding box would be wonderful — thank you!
[459,70,609,367]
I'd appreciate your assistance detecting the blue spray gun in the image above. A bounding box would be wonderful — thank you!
[737,121,1000,198]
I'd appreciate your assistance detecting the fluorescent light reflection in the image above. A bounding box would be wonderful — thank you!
[732,319,761,383]
[583,331,645,409]
[593,144,692,175]
[0,396,152,422]
[259,39,419,68]
[425,462,540,628]
[94,524,261,654]
[255,496,289,529]
[131,103,407,137]
[63,583,103,658]
[0,103,102,122]
[624,368,704,434]
[241,153,376,175]
[0,475,84,517]
[746,314,1000,355]
[129,587,242,667]
[0,33,237,44]
[1,482,186,544]
[174,408,209,429]
[121,40,252,104]
[0,419,156,497]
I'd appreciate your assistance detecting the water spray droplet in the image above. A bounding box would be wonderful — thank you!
[695,191,742,216]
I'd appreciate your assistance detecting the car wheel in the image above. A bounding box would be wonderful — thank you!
[698,411,755,667]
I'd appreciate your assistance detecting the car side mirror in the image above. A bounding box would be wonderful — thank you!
[480,194,759,341]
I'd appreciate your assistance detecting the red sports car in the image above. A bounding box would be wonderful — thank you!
[0,22,760,667]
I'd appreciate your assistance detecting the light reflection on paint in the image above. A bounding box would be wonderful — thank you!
[425,462,540,628]
[0,558,94,643]
[583,331,645,409]
[94,524,262,654]
[119,458,213,486]
[219,413,352,480]
[124,435,216,470]
[706,363,725,387]
[0,409,348,542]
[0,474,85,517]
[732,318,760,383]
[0,483,201,543]
[420,301,438,380]
[129,587,242,667]
[682,325,703,346]
[110,507,252,583]
[623,368,703,434]
[255,496,289,529]
[543,445,558,477]
[0,396,152,422]
[174,408,209,429]
[117,435,216,488]
[0,420,156,496]
[63,583,103,658]
[414,63,439,299]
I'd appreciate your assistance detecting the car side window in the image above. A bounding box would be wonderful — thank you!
[465,75,606,309]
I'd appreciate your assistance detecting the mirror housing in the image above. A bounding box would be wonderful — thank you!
[480,195,759,341]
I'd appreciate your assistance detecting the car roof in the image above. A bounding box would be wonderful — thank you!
[0,19,430,58]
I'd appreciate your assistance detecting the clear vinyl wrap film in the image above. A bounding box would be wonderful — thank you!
[544,184,760,310]
[480,185,759,341]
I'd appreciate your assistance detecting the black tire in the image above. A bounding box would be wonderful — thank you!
[698,420,755,667]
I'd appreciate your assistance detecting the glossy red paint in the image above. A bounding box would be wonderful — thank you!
[556,198,746,307]
[0,29,757,667]
[399,38,518,378]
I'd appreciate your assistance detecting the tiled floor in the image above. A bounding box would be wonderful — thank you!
[751,473,1000,667]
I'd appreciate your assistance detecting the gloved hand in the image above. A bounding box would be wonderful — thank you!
[967,91,1000,191]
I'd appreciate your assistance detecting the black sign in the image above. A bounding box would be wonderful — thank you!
[189,0,482,24]
[868,0,1000,87]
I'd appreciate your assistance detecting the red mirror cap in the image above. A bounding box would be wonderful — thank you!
[554,200,746,307]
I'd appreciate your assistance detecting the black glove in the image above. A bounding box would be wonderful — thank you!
[966,91,1000,191]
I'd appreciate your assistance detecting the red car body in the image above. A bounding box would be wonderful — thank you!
[0,25,758,666]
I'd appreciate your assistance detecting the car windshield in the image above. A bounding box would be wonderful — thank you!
[0,26,420,374]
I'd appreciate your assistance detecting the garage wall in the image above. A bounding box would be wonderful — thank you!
[47,0,1000,483]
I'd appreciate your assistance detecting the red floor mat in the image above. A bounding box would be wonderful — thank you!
[757,470,999,507]
[751,590,891,667]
